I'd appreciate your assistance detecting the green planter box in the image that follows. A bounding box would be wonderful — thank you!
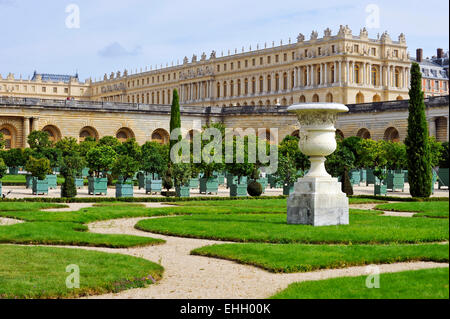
[189,178,200,189]
[176,186,190,198]
[403,170,408,183]
[81,168,90,178]
[374,184,387,196]
[32,178,49,195]
[146,179,162,194]
[25,174,33,189]
[46,175,57,189]
[350,170,361,185]
[283,184,294,195]
[226,175,247,188]
[386,172,405,192]
[257,178,268,193]
[438,168,449,189]
[230,183,247,197]
[218,174,225,185]
[366,169,375,186]
[200,177,219,194]
[75,178,84,189]
[8,167,19,175]
[116,183,134,198]
[360,169,367,183]
[88,177,107,195]
[268,175,282,188]
[431,170,438,194]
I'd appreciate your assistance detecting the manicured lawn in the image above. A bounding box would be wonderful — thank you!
[0,245,163,298]
[0,202,164,248]
[136,212,449,244]
[348,198,388,204]
[270,267,449,299]
[192,243,449,273]
[376,201,449,218]
[0,222,163,248]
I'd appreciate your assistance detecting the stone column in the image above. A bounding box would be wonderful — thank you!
[293,68,298,88]
[324,63,328,85]
[387,65,390,88]
[339,61,342,85]
[346,60,350,84]
[23,116,30,148]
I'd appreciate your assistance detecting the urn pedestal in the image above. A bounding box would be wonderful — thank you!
[287,103,349,226]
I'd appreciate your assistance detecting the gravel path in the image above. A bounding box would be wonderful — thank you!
[0,217,23,226]
[82,216,448,299]
[350,202,415,217]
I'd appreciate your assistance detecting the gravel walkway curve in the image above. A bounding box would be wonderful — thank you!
[84,216,448,299]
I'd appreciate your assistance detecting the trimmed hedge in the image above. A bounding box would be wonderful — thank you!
[0,195,289,204]
[349,195,449,202]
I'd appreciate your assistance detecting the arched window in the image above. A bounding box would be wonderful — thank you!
[371,66,378,86]
[230,80,234,97]
[116,128,134,142]
[330,65,335,83]
[303,68,308,86]
[283,73,288,90]
[223,81,227,97]
[42,125,61,143]
[354,64,360,83]
[356,92,364,103]
[151,129,169,144]
[396,96,403,100]
[317,67,321,85]
[259,76,264,93]
[291,130,300,138]
[357,128,371,139]
[394,68,400,87]
[79,126,99,142]
[217,83,221,98]
[326,93,333,102]
[384,127,400,142]
[291,71,295,89]
[373,94,381,102]
[252,77,256,94]
[299,95,306,103]
[312,94,319,102]
[267,75,271,92]
[275,73,280,91]
[0,127,13,149]
[244,78,248,95]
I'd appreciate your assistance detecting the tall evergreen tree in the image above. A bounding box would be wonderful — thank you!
[405,62,432,197]
[169,89,181,151]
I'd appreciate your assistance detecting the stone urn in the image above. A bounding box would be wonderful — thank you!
[286,103,349,226]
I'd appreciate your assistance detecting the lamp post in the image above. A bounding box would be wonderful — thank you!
[287,103,349,226]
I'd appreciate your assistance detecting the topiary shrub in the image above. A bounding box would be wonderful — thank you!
[25,156,51,180]
[247,181,262,197]
[61,174,77,198]
[341,168,354,196]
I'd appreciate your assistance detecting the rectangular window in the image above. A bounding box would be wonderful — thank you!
[394,50,399,57]
[267,56,271,64]
[292,52,295,60]
[245,60,248,68]
[238,61,241,69]
[23,85,27,91]
[304,49,308,57]
[260,57,263,65]
[318,47,321,55]
[217,65,220,72]
[230,62,234,70]
[224,64,227,71]
[147,78,150,84]
[331,45,335,53]
[283,53,287,62]
[42,87,46,93]
[53,87,57,93]
[275,55,279,63]
[168,74,170,81]
[64,88,69,93]
[252,58,256,66]
[354,45,359,52]
[371,48,376,56]
[435,81,439,90]
[137,80,140,86]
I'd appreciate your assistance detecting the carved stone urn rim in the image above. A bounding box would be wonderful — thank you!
[287,103,349,114]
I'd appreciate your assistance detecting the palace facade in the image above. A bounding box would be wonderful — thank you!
[1,26,411,106]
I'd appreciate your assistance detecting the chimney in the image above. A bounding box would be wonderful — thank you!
[416,48,423,62]
[437,48,444,59]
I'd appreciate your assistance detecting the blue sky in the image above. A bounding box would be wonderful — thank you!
[1,0,448,82]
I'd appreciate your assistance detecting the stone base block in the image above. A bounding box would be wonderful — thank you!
[287,176,349,226]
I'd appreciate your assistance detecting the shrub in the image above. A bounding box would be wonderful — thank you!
[86,146,117,177]
[0,158,7,179]
[141,141,168,177]
[61,174,77,198]
[341,169,354,196]
[112,155,140,183]
[405,62,432,197]
[439,142,449,168]
[25,156,51,180]
[247,181,263,197]
[3,148,26,168]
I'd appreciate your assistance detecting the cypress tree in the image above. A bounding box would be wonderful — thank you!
[169,89,181,150]
[61,174,77,198]
[405,62,432,197]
